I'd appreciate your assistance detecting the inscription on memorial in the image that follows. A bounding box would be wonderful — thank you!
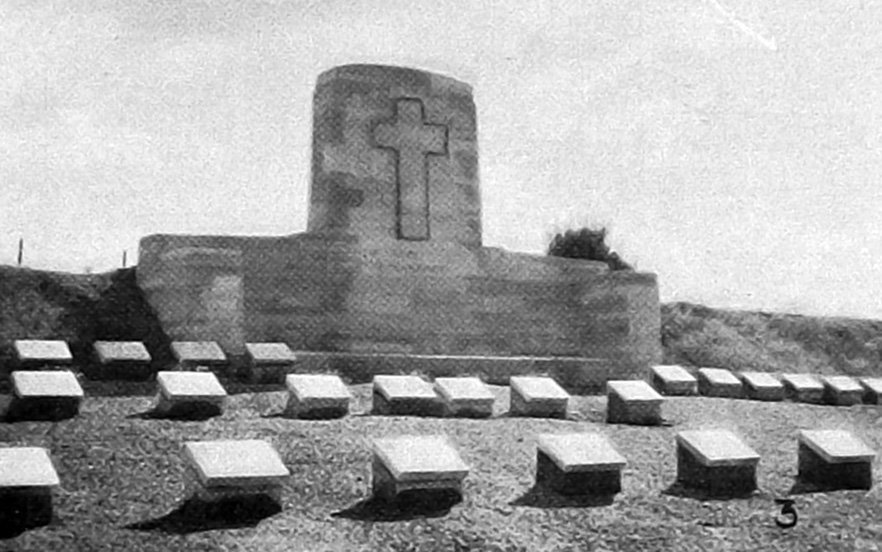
[373,98,448,240]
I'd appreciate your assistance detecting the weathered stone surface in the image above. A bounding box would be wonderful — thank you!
[676,430,759,495]
[136,64,661,384]
[184,440,289,503]
[861,377,882,404]
[509,376,569,418]
[821,376,864,406]
[697,368,743,398]
[284,374,351,419]
[606,380,663,426]
[739,372,784,401]
[245,342,297,383]
[154,371,227,418]
[433,377,495,417]
[13,340,72,367]
[7,370,83,421]
[535,433,626,495]
[89,341,153,380]
[781,374,824,404]
[0,447,59,531]
[372,375,439,416]
[371,435,469,500]
[171,341,227,368]
[798,430,875,490]
[650,365,697,396]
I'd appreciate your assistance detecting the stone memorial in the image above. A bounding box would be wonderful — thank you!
[372,375,440,416]
[137,64,661,386]
[184,440,290,505]
[798,430,875,490]
[675,430,760,495]
[89,341,153,380]
[0,447,60,530]
[170,341,227,371]
[697,368,743,398]
[780,373,824,404]
[820,375,864,406]
[606,380,663,426]
[535,433,627,495]
[650,365,697,396]
[6,370,84,421]
[509,376,569,418]
[245,342,297,382]
[153,371,227,418]
[371,435,469,501]
[284,374,351,419]
[739,371,784,401]
[860,377,882,404]
[433,376,495,417]
[13,340,72,368]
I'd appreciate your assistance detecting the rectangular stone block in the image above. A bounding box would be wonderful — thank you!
[861,377,882,404]
[697,368,743,398]
[535,433,627,495]
[798,430,875,490]
[509,376,569,418]
[676,430,759,495]
[739,372,784,401]
[154,371,227,418]
[0,447,60,531]
[606,380,663,425]
[371,435,469,501]
[433,377,495,418]
[245,342,297,383]
[170,341,227,369]
[13,340,72,368]
[781,374,824,404]
[284,374,351,419]
[184,440,289,503]
[89,341,153,380]
[650,365,697,396]
[821,376,864,406]
[372,375,440,416]
[7,370,84,421]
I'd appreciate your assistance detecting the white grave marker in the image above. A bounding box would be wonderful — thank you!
[0,447,60,528]
[676,430,760,495]
[798,430,875,490]
[372,375,439,416]
[509,376,569,418]
[184,440,289,503]
[245,342,297,382]
[650,365,697,396]
[371,435,469,500]
[606,380,663,425]
[90,341,152,380]
[739,372,784,401]
[780,373,824,404]
[154,371,227,418]
[861,377,882,404]
[13,340,72,367]
[284,374,351,419]
[535,433,627,495]
[433,377,495,418]
[697,368,743,398]
[170,341,227,369]
[820,375,864,406]
[8,370,83,421]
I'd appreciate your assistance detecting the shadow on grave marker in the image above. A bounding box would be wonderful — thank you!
[331,489,461,522]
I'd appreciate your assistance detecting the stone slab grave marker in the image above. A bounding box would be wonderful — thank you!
[781,373,824,404]
[245,342,297,383]
[6,371,84,421]
[509,376,569,418]
[860,377,882,404]
[739,372,784,401]
[798,430,875,490]
[0,447,60,530]
[433,377,495,418]
[675,430,760,495]
[821,375,864,406]
[13,340,72,368]
[171,341,227,371]
[371,435,469,502]
[650,365,697,396]
[138,64,662,390]
[153,371,227,418]
[606,380,663,426]
[184,440,289,505]
[535,433,627,495]
[372,375,440,416]
[90,341,152,380]
[697,368,743,398]
[284,374,351,419]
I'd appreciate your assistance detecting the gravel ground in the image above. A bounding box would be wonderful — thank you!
[3,384,882,551]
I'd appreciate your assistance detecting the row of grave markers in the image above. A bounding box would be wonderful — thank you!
[2,426,875,532]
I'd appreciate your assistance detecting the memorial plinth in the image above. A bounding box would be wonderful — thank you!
[137,64,660,386]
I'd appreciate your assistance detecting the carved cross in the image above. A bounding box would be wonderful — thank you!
[373,98,448,240]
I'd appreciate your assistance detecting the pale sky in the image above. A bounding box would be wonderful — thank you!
[2,0,881,318]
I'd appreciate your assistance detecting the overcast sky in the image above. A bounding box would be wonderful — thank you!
[2,1,881,318]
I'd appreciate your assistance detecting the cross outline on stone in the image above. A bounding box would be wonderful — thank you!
[373,98,448,241]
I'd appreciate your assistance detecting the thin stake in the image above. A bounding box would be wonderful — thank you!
[17,238,23,266]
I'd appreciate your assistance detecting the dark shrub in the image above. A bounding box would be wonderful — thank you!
[547,227,632,271]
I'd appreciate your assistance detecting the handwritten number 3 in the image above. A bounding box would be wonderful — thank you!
[775,498,797,528]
